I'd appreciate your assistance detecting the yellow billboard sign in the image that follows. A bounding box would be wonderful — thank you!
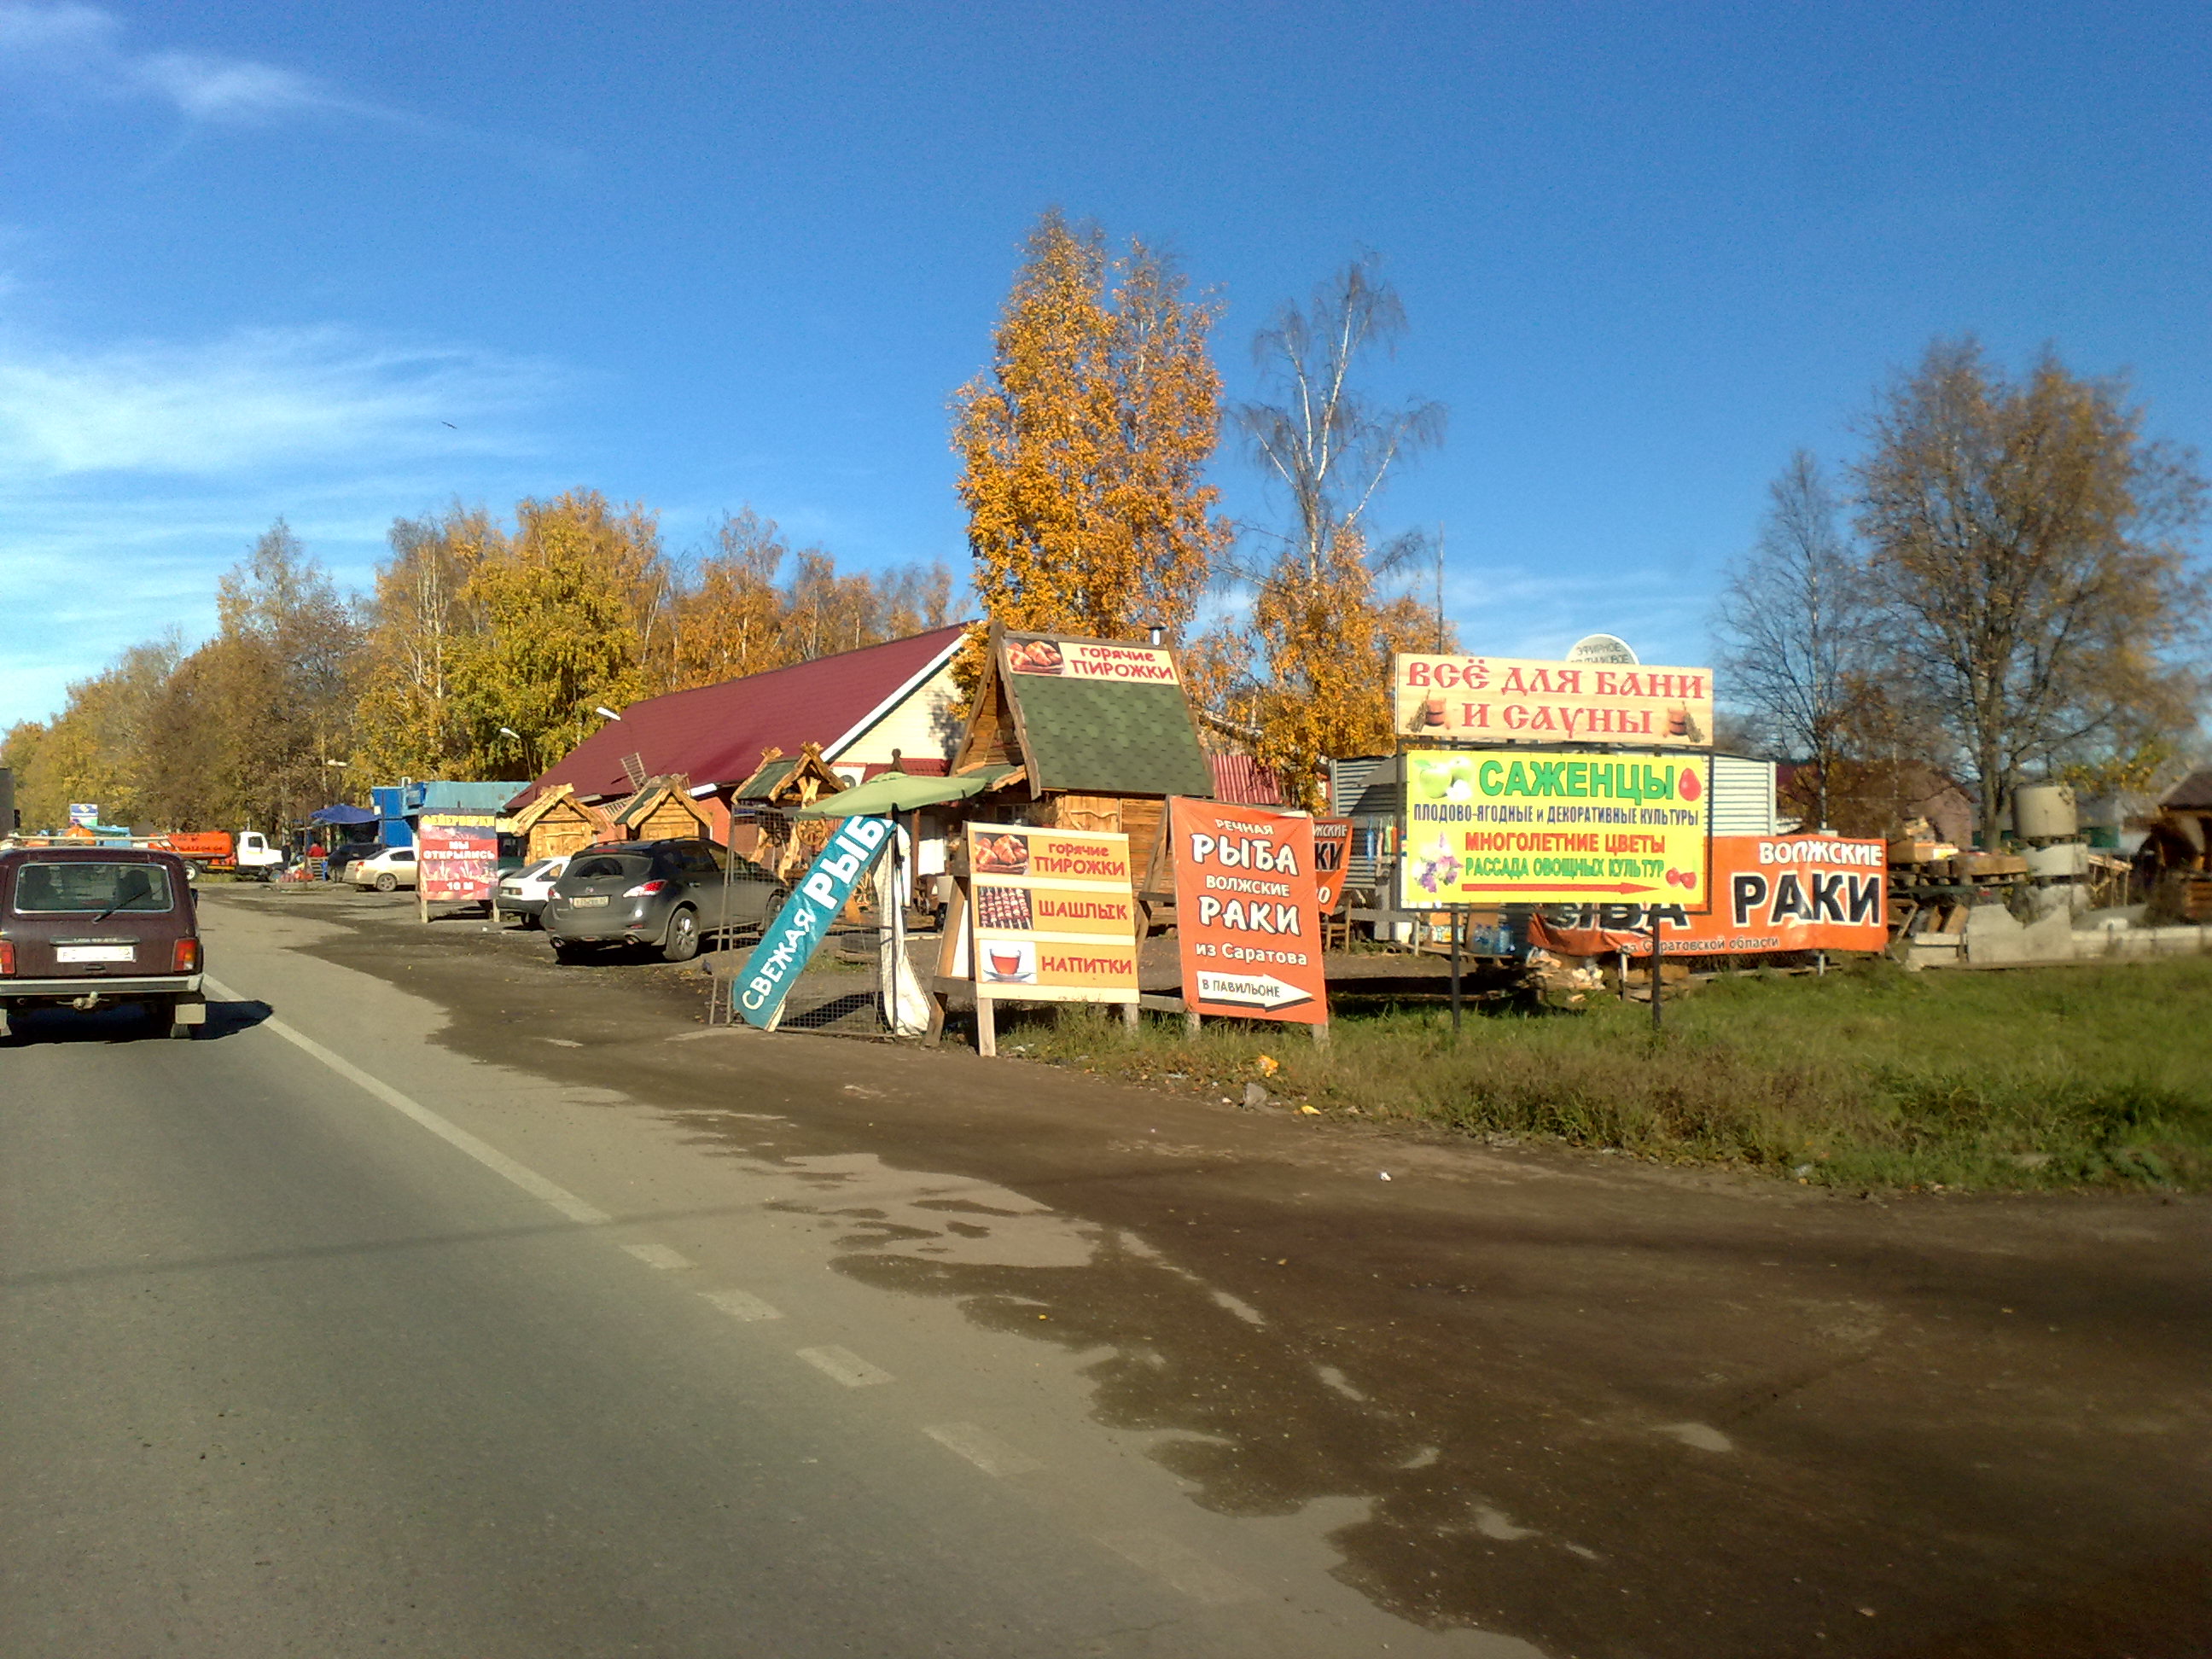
[966,824,1140,1002]
[1399,749,1711,909]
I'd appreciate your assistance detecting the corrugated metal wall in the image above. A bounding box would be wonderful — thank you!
[1329,756,1400,892]
[1710,754,1778,835]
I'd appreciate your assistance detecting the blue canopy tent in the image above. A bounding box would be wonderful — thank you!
[308,804,380,826]
[305,802,383,880]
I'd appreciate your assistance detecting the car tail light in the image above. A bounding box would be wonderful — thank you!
[0,940,14,975]
[172,938,201,973]
[623,880,671,897]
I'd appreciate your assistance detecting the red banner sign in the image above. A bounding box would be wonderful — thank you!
[1528,835,1888,956]
[418,812,498,905]
[1170,800,1328,1025]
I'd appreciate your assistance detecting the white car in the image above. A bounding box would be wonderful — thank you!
[348,847,418,892]
[493,854,570,928]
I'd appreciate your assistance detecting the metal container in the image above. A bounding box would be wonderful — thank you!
[2012,783,2078,841]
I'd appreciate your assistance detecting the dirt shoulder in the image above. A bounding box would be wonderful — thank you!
[207,884,2212,1659]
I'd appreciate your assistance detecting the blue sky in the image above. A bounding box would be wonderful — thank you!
[3,0,2206,725]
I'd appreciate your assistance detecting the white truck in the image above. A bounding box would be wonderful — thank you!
[154,830,288,881]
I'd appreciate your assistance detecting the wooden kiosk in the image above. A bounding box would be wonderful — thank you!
[604,773,723,845]
[926,625,1216,1054]
[727,744,847,883]
[510,783,616,865]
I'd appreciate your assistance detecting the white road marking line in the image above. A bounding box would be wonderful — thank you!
[795,1345,894,1388]
[1207,1289,1266,1327]
[1314,1363,1367,1401]
[923,1422,1043,1477]
[621,1243,695,1270]
[1093,1530,1254,1605]
[700,1288,783,1322]
[1472,1506,1537,1541]
[206,977,610,1225]
[1656,1421,1733,1452]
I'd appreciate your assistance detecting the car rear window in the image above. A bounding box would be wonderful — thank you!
[567,854,649,881]
[12,861,176,914]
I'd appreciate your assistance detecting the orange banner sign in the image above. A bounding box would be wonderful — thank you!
[1169,800,1328,1025]
[1528,835,1889,956]
[967,823,1138,1002]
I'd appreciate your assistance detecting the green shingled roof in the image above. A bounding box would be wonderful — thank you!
[1010,674,1214,798]
[732,757,799,800]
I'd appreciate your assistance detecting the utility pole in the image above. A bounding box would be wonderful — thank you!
[1435,523,1447,651]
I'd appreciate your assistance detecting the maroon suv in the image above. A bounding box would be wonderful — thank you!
[0,847,207,1039]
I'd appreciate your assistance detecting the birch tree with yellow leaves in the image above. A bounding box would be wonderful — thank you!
[952,210,1232,664]
[1225,254,1448,805]
[447,491,662,777]
[351,504,501,781]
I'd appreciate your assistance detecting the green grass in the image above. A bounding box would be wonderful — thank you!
[1001,956,2212,1191]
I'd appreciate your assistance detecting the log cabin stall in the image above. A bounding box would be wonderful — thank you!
[941,626,1216,917]
[725,743,849,884]
[608,773,725,844]
[2143,767,2212,923]
[502,625,969,864]
[510,783,615,865]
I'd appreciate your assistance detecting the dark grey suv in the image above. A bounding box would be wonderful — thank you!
[542,839,785,964]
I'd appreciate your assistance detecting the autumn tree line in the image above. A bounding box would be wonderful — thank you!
[6,208,1458,830]
[8,207,2204,835]
[1715,340,2208,843]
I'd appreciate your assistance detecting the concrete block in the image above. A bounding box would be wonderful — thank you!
[2026,842,2089,878]
[1965,905,2076,965]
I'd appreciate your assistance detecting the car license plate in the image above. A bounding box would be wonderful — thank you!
[573,895,608,907]
[57,946,136,963]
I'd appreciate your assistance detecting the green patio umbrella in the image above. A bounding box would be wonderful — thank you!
[792,765,1019,819]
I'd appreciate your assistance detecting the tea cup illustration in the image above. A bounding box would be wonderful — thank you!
[982,940,1037,983]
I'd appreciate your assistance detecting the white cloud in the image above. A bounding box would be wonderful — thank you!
[0,323,555,476]
[0,1,378,126]
[0,0,106,52]
[132,50,333,124]
[0,317,564,725]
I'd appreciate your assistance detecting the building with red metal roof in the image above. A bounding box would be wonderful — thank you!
[510,625,969,812]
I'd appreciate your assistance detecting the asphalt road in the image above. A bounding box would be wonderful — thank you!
[7,886,2210,1658]
[0,903,1504,1658]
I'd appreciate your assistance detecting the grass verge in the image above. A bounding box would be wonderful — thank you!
[998,956,2212,1192]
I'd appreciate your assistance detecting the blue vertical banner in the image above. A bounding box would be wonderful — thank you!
[736,815,892,1029]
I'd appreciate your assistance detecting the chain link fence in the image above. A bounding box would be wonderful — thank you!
[702,807,936,1037]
